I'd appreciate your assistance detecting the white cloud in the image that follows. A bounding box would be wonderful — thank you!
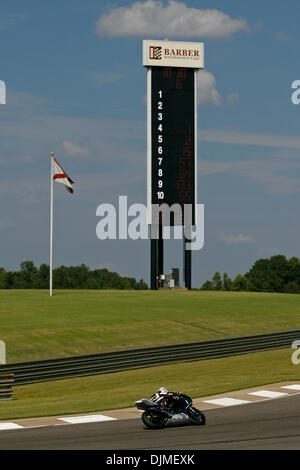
[199,129,300,149]
[0,179,47,205]
[0,89,53,119]
[198,158,300,195]
[92,72,126,85]
[61,140,90,158]
[220,234,254,244]
[0,90,146,144]
[197,70,221,106]
[95,1,250,39]
[0,152,33,166]
[276,32,290,41]
[245,170,300,195]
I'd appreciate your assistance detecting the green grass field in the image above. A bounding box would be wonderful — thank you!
[0,348,298,421]
[0,289,299,420]
[1,289,300,363]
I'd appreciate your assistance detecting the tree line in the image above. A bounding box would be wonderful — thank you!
[2,255,300,293]
[200,255,300,294]
[0,261,148,290]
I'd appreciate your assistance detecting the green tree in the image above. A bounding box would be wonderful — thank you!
[4,271,15,289]
[0,262,148,290]
[284,281,300,294]
[232,274,248,291]
[200,280,213,290]
[288,257,300,287]
[245,255,290,293]
[135,279,148,290]
[0,268,6,288]
[212,271,222,290]
[20,261,38,288]
[223,273,233,291]
[53,266,74,288]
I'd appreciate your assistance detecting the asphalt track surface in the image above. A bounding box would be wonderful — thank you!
[0,394,299,450]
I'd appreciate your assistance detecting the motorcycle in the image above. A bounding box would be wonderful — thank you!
[135,393,206,429]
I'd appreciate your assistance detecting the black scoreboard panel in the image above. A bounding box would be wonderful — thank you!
[151,66,195,226]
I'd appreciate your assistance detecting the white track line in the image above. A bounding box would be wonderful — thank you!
[0,422,23,430]
[58,414,117,424]
[248,390,288,398]
[202,398,251,407]
[281,384,300,391]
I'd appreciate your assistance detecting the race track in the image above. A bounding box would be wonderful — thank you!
[0,393,299,450]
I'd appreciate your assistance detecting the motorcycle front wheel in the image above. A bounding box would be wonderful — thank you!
[141,412,167,429]
[188,407,206,425]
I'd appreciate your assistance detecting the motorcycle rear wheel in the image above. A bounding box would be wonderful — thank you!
[142,412,167,429]
[188,407,206,425]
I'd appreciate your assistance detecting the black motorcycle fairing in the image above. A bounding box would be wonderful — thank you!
[161,394,192,414]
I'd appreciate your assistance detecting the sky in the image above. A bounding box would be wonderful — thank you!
[1,0,300,288]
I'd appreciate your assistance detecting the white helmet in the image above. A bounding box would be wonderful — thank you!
[151,387,169,402]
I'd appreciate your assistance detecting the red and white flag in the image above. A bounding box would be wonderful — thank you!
[49,153,75,296]
[52,158,74,194]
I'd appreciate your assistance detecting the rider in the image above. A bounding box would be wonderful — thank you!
[150,387,189,413]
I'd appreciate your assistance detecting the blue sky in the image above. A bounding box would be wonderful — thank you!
[1,0,300,287]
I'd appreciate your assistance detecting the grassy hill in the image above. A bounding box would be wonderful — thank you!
[0,289,299,420]
[1,289,300,363]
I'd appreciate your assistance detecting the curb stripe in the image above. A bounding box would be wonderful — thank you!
[58,414,117,424]
[248,390,288,398]
[281,384,300,391]
[0,422,23,430]
[202,398,251,407]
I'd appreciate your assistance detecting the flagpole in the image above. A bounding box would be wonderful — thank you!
[49,152,54,296]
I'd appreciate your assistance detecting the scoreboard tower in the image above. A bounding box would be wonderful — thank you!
[143,40,204,290]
